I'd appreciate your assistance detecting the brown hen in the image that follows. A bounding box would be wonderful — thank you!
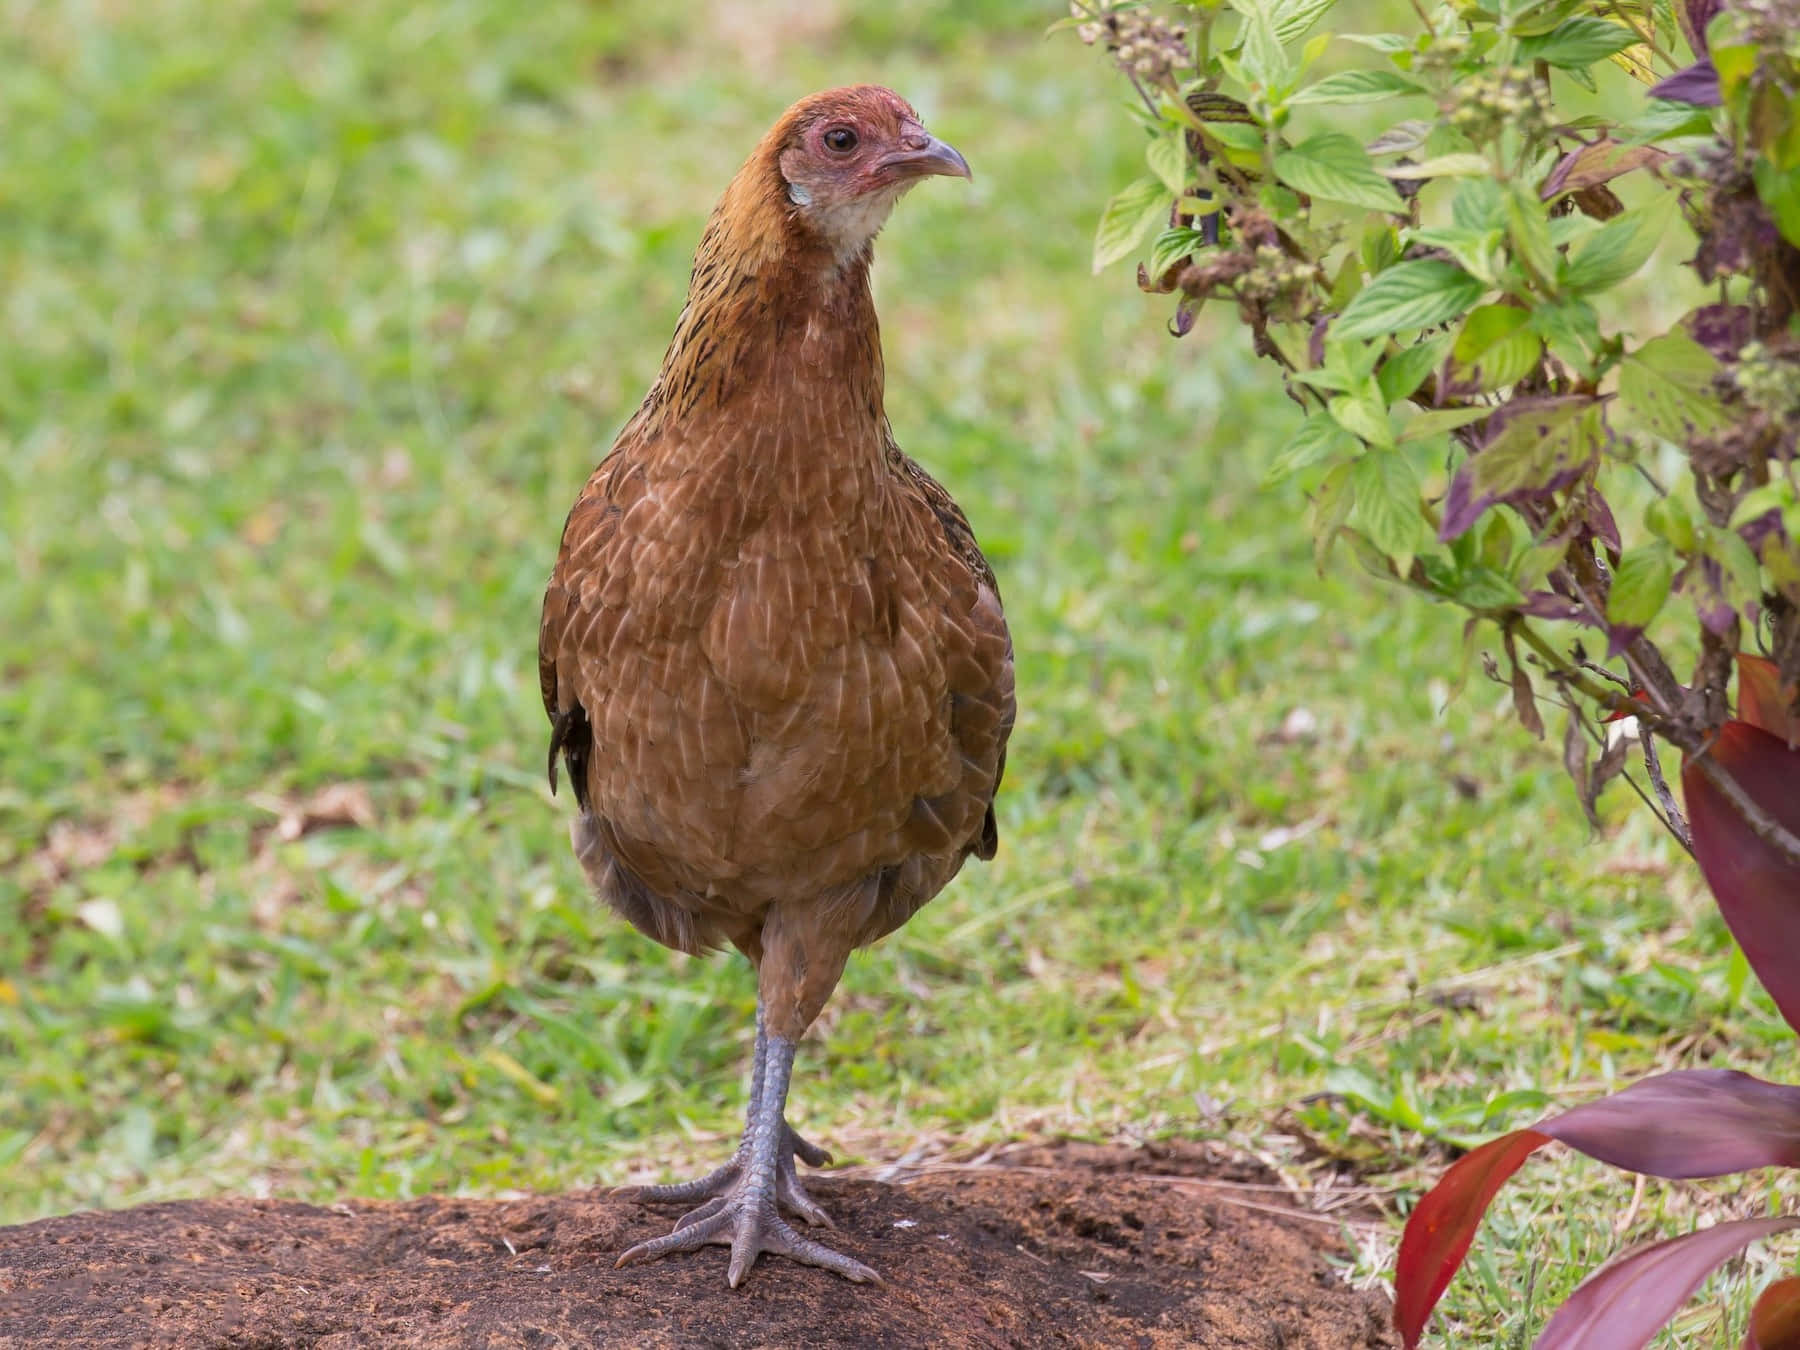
[538,86,1015,1287]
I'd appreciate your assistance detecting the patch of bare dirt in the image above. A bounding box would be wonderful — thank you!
[0,1146,1395,1349]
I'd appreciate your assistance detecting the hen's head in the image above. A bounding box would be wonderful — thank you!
[768,86,970,261]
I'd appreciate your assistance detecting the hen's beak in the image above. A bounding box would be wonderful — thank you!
[885,133,972,182]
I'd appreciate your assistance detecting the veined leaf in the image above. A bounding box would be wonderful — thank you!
[1093,175,1170,273]
[1399,405,1491,443]
[1334,260,1485,340]
[1275,132,1404,212]
[1506,182,1559,290]
[1563,194,1676,291]
[1351,449,1427,574]
[1382,153,1492,179]
[1270,0,1334,44]
[1395,1130,1552,1348]
[1684,722,1800,1031]
[1378,331,1454,402]
[1291,69,1427,104]
[1606,544,1675,629]
[1518,16,1641,69]
[1147,134,1189,194]
[1148,228,1209,285]
[1328,394,1394,447]
[1451,304,1542,391]
[1737,652,1799,744]
[1536,1218,1800,1350]
[1535,1069,1800,1177]
[1265,413,1357,485]
[1619,330,1732,442]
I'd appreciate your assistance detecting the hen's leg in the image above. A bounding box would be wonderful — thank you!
[614,1034,879,1286]
[616,1000,832,1226]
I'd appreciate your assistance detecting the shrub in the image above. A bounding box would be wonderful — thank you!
[1069,0,1800,1342]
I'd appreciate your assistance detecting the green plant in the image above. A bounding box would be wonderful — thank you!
[1070,0,1800,1343]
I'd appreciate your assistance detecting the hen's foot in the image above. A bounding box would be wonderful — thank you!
[614,1182,880,1288]
[615,1123,833,1227]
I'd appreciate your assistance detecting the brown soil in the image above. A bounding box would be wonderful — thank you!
[0,1143,1395,1349]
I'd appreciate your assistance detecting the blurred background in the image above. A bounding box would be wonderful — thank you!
[3,1,1768,1313]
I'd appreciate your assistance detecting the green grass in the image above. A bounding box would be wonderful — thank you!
[1,1,1794,1343]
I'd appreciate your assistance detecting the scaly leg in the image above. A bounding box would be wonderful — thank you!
[616,1000,833,1227]
[614,1034,879,1286]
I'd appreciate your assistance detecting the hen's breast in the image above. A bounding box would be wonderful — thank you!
[548,429,1008,915]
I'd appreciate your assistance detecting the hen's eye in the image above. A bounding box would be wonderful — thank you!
[823,127,858,153]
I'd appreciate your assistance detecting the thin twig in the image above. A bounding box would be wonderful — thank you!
[1639,732,1692,851]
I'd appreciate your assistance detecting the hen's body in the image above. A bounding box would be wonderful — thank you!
[538,86,1013,1285]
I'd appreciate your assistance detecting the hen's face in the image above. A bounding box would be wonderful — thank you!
[776,86,970,259]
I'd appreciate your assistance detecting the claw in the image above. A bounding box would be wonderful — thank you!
[616,1119,835,1227]
[616,1193,880,1288]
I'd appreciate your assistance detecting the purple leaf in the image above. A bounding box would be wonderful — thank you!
[1689,303,1755,360]
[1440,462,1493,541]
[1536,1218,1800,1350]
[1684,722,1800,1031]
[1649,59,1721,106]
[1536,1070,1800,1176]
[1747,1276,1800,1349]
[1586,491,1622,555]
[1395,1129,1552,1347]
[1541,140,1670,200]
[1521,591,1587,621]
[1605,623,1644,659]
[1738,653,1799,743]
[1675,0,1721,56]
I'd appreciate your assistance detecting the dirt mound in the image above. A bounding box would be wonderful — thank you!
[0,1145,1394,1348]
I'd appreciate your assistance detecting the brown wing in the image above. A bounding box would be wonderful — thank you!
[889,443,1014,864]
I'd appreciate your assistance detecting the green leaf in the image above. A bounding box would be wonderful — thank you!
[1399,405,1493,443]
[1378,331,1454,402]
[1607,543,1675,628]
[1352,450,1427,575]
[1334,260,1486,341]
[1329,394,1395,447]
[1517,17,1639,69]
[1619,331,1732,442]
[1147,134,1189,194]
[1731,480,1799,529]
[1291,69,1427,104]
[1367,120,1433,156]
[1231,0,1291,84]
[1451,304,1543,391]
[1452,178,1505,232]
[1274,132,1403,213]
[1453,567,1526,610]
[1703,523,1762,600]
[1148,228,1208,285]
[1093,175,1170,274]
[1753,157,1800,249]
[1646,493,1699,552]
[1467,397,1601,502]
[1381,153,1492,179]
[1410,226,1503,283]
[1562,194,1675,291]
[1204,120,1266,154]
[1504,183,1558,291]
[1265,413,1357,485]
[1312,460,1356,571]
[1271,0,1335,43]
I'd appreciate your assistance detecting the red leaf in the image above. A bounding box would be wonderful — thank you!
[1748,1276,1800,1350]
[1683,722,1800,1032]
[1535,1217,1800,1349]
[1394,1129,1551,1347]
[1536,1070,1800,1177]
[1738,653,1799,744]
